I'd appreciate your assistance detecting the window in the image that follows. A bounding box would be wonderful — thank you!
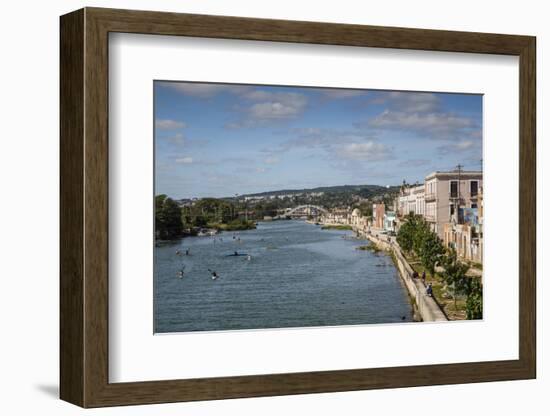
[450,180,458,198]
[470,180,478,196]
[450,204,455,216]
[471,203,478,209]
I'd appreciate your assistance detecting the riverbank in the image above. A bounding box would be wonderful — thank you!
[321,224,353,231]
[356,230,448,322]
[207,219,257,232]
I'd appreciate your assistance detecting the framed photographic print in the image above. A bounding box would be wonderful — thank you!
[60,7,536,408]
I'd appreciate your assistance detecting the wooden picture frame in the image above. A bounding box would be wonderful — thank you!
[60,7,536,408]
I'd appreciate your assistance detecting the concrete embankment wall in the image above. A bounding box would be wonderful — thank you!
[359,231,448,322]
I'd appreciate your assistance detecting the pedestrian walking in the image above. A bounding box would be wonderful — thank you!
[426,283,433,297]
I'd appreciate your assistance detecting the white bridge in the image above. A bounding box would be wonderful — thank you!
[285,205,328,218]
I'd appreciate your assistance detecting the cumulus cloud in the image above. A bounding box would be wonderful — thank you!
[226,90,309,128]
[155,119,186,130]
[158,132,185,145]
[262,127,392,167]
[369,91,441,113]
[335,142,392,161]
[245,92,307,122]
[321,89,367,99]
[359,91,482,141]
[364,110,477,140]
[397,159,431,167]
[437,140,478,155]
[175,157,193,164]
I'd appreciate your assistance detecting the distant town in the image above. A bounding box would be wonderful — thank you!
[157,166,482,264]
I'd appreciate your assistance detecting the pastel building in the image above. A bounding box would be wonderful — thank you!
[424,170,483,238]
[383,211,397,232]
[372,202,385,229]
[397,183,425,217]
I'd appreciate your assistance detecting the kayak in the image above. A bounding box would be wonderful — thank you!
[225,253,249,257]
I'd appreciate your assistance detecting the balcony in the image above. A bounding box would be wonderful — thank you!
[425,193,436,201]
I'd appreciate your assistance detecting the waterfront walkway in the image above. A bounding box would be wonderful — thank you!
[353,226,448,322]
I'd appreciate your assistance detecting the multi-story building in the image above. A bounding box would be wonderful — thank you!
[424,170,483,238]
[372,202,385,229]
[397,183,425,217]
[383,211,397,232]
[322,208,350,225]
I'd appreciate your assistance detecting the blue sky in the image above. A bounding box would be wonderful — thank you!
[155,81,482,199]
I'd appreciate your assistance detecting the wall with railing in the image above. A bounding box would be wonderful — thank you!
[357,229,448,322]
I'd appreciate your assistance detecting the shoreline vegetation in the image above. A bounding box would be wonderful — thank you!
[321,224,353,231]
[155,194,257,240]
[356,244,381,253]
[393,213,481,320]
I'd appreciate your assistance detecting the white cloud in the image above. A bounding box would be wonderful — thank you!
[264,156,280,164]
[366,110,476,139]
[335,142,392,161]
[175,157,193,164]
[155,119,186,130]
[322,89,367,99]
[247,92,308,121]
[227,90,309,128]
[370,91,441,113]
[437,140,478,154]
[158,132,185,145]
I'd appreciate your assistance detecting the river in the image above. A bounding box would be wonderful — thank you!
[154,220,413,333]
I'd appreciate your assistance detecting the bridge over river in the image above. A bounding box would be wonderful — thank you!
[283,205,328,219]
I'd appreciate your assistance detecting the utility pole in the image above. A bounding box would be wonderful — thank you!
[456,163,463,224]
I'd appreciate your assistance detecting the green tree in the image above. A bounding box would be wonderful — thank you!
[396,214,422,254]
[155,195,183,239]
[417,230,445,278]
[464,277,483,319]
[440,248,470,309]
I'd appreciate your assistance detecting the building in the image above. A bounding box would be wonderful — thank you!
[397,183,425,217]
[372,203,385,229]
[442,183,484,263]
[424,170,483,238]
[443,223,483,263]
[322,208,349,225]
[383,211,397,232]
[350,208,362,227]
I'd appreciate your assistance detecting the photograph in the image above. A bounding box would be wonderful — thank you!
[154,81,484,333]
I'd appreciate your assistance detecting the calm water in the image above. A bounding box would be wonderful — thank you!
[154,220,412,333]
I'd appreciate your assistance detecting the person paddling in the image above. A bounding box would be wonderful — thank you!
[177,265,186,278]
[208,269,219,280]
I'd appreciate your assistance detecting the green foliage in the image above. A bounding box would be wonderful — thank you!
[321,224,353,230]
[155,195,183,240]
[440,248,483,318]
[417,230,445,277]
[356,244,381,253]
[440,248,470,309]
[397,214,444,277]
[396,214,423,253]
[353,202,373,218]
[208,219,256,231]
[465,277,483,319]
